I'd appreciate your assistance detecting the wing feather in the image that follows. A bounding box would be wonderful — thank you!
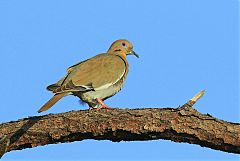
[51,54,126,94]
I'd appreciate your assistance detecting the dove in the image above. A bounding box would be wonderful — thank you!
[38,39,139,113]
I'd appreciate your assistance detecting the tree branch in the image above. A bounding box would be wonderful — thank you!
[0,90,239,158]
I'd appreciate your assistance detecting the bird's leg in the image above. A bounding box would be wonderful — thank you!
[96,98,110,110]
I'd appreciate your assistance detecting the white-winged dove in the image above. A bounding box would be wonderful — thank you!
[37,39,139,113]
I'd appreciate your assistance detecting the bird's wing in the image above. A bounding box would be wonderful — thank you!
[47,56,95,92]
[53,54,127,94]
[67,58,89,73]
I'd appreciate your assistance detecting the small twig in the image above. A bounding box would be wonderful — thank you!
[187,90,205,106]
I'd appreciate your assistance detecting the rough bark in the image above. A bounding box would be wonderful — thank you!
[0,91,239,158]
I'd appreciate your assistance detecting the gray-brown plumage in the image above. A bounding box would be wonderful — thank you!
[38,39,139,113]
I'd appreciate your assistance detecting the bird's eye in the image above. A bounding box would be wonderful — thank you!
[122,42,128,48]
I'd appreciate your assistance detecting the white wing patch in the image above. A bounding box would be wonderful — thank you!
[94,69,125,91]
[94,83,113,91]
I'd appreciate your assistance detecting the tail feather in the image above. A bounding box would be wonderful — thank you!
[47,84,60,91]
[38,93,66,113]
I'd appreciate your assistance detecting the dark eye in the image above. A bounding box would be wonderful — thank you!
[122,42,126,46]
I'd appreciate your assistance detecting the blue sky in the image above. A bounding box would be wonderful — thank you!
[0,0,239,160]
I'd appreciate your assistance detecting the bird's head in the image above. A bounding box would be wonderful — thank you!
[107,39,139,58]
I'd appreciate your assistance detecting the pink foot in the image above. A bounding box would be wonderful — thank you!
[96,98,110,110]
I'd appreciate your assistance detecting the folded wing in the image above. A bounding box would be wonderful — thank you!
[49,54,126,94]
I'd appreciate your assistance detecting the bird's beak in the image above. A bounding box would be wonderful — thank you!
[128,50,139,58]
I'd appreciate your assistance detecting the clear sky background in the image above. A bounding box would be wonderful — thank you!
[0,0,239,160]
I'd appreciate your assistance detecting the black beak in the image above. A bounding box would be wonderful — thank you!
[129,50,139,58]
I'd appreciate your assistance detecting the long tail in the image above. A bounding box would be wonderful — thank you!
[38,93,67,113]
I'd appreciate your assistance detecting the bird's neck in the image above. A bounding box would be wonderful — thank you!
[108,51,127,60]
